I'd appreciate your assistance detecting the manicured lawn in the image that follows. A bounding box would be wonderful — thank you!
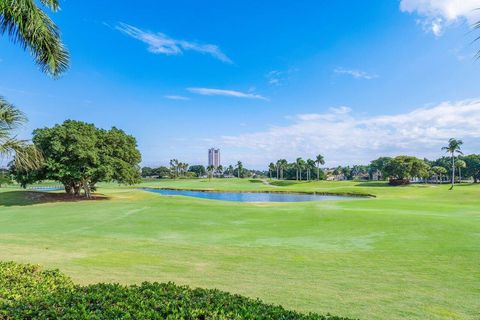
[0,180,478,319]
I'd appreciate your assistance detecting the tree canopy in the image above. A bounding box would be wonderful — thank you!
[383,156,430,185]
[14,120,141,197]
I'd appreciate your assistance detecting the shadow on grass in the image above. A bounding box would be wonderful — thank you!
[248,179,263,183]
[0,191,109,207]
[268,180,302,187]
[355,182,391,187]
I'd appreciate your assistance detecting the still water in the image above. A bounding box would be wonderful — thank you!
[143,188,355,203]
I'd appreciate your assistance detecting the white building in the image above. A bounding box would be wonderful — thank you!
[208,148,221,167]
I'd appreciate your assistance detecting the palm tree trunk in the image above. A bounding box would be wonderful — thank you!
[317,166,320,180]
[451,152,455,189]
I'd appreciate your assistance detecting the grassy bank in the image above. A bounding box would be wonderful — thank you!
[0,179,478,319]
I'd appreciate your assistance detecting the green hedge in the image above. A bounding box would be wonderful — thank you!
[0,261,355,319]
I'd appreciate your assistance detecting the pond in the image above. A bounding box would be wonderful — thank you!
[142,188,357,203]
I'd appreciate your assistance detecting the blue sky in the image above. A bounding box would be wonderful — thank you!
[1,0,480,169]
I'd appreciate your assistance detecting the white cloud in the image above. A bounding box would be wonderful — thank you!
[334,67,379,80]
[116,23,232,63]
[266,68,299,86]
[400,0,480,36]
[187,88,269,101]
[164,95,190,101]
[221,99,480,167]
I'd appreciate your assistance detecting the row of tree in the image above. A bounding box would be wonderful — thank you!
[267,155,325,180]
[142,161,261,179]
[262,139,480,188]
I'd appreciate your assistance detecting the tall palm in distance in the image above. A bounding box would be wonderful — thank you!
[279,159,288,180]
[315,154,325,180]
[236,161,243,178]
[442,138,463,190]
[206,165,214,181]
[268,162,275,179]
[0,0,69,77]
[306,159,316,181]
[216,165,223,177]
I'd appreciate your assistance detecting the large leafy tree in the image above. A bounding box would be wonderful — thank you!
[17,120,141,198]
[442,138,463,189]
[463,154,480,183]
[369,157,392,180]
[188,165,206,178]
[383,156,430,185]
[0,0,69,77]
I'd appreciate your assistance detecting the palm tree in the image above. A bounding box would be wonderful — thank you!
[0,0,69,77]
[268,162,275,179]
[315,154,325,180]
[306,159,316,181]
[206,165,215,180]
[236,161,243,178]
[216,165,223,177]
[227,164,234,176]
[278,159,287,180]
[295,157,305,181]
[442,138,463,189]
[0,97,42,169]
[169,159,179,178]
[456,159,466,183]
[431,166,446,184]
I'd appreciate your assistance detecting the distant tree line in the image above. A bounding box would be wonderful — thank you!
[141,160,266,179]
[263,139,479,188]
[266,155,326,181]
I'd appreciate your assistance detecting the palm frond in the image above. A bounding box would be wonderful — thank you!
[0,96,27,131]
[40,0,60,12]
[0,138,43,170]
[0,0,69,77]
[474,11,480,59]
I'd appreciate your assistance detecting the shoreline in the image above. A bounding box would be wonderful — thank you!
[139,187,376,198]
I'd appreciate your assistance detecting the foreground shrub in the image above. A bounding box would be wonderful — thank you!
[0,261,354,320]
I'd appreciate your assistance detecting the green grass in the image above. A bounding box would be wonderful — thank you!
[0,179,479,319]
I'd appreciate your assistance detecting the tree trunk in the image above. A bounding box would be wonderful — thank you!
[317,166,320,180]
[451,153,455,189]
[64,184,71,194]
[81,179,92,199]
[73,183,81,196]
